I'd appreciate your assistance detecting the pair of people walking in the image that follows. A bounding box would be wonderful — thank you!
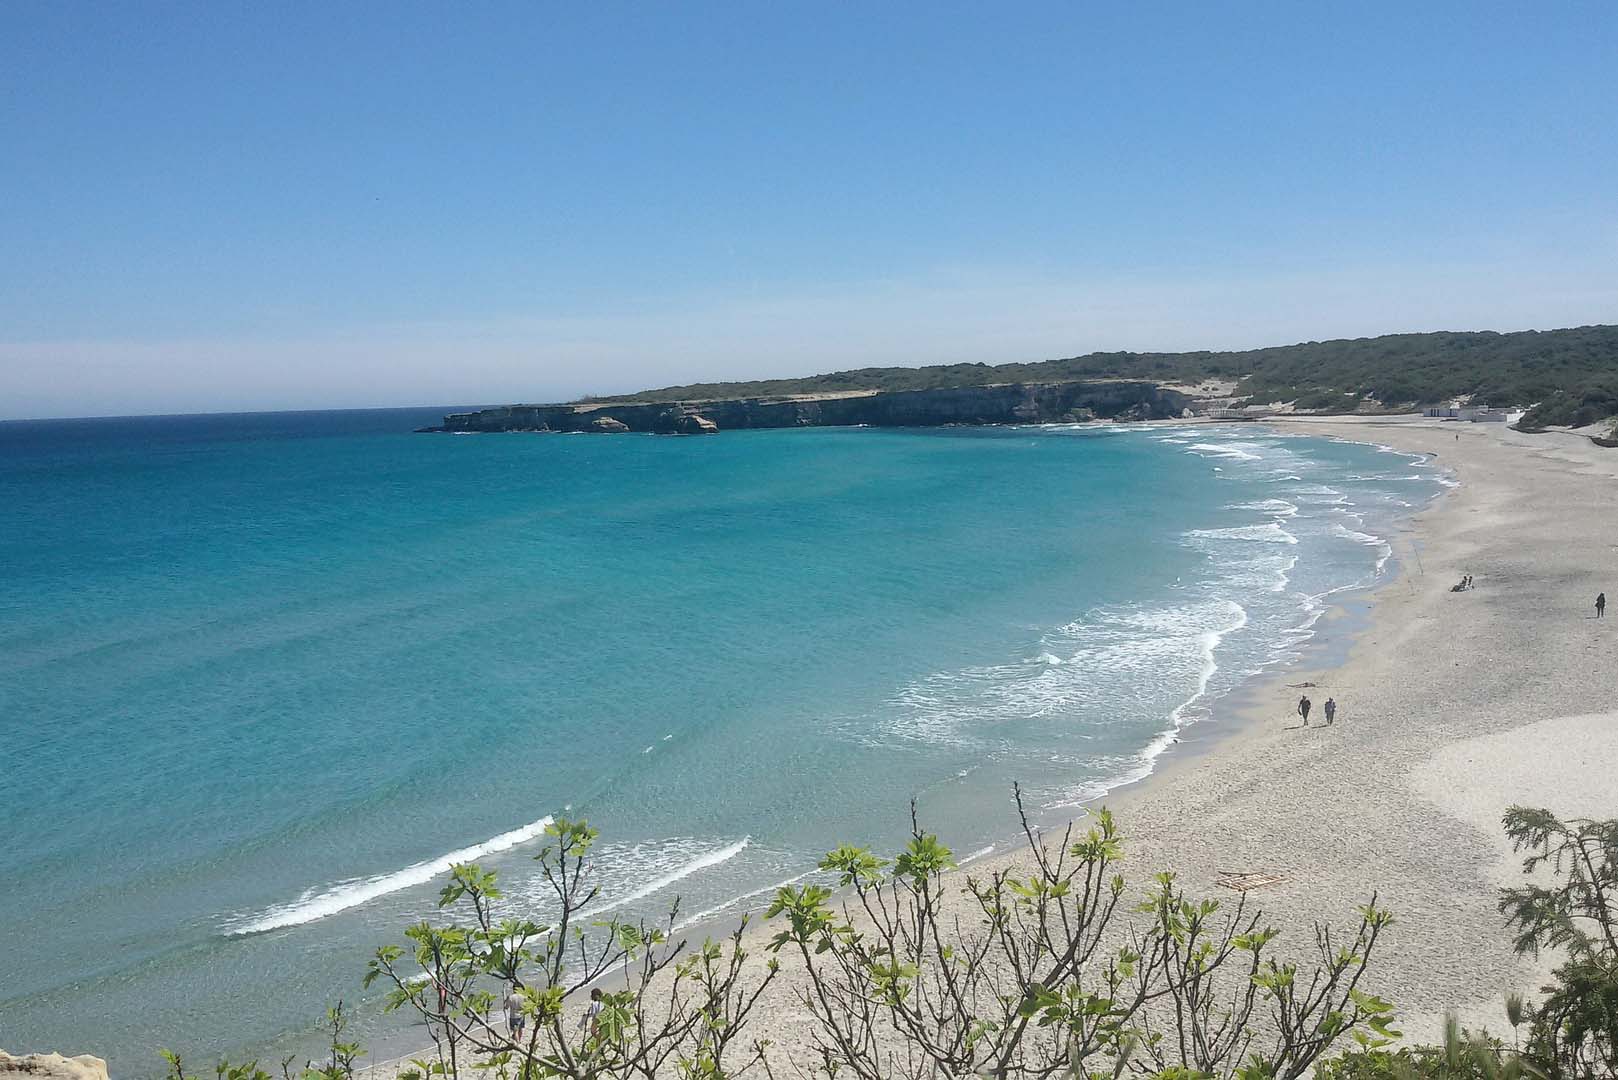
[1297,694,1335,726]
[508,985,604,1043]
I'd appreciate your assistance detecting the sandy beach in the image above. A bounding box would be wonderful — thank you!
[1090,415,1618,1041]
[363,416,1618,1074]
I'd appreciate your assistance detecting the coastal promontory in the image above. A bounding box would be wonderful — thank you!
[425,379,1190,434]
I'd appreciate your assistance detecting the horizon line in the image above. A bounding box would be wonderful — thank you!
[4,319,1610,424]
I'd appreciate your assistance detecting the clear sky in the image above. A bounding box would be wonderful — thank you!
[3,2,1616,418]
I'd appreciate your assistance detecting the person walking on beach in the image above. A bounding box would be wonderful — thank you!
[1324,697,1337,725]
[1598,592,1606,618]
[505,984,527,1043]
[1298,695,1312,726]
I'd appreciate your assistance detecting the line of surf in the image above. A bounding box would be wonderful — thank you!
[592,837,751,917]
[676,867,815,930]
[228,815,556,936]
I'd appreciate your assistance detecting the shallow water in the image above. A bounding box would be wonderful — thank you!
[0,412,1443,1072]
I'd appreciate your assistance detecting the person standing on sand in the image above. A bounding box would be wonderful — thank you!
[1298,695,1312,726]
[580,987,605,1037]
[505,984,527,1042]
[1598,592,1606,618]
[1324,697,1336,724]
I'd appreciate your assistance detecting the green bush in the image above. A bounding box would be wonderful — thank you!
[1317,1025,1531,1080]
[1499,809,1618,1077]
[1292,390,1363,412]
[1518,386,1618,429]
[160,802,1618,1080]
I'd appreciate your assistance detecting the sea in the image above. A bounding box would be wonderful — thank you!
[0,410,1449,1073]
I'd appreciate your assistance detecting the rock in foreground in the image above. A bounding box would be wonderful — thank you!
[0,1051,110,1080]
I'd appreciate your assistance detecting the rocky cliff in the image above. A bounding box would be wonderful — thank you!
[427,381,1189,434]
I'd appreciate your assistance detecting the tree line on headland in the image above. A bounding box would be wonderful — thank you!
[584,325,1618,431]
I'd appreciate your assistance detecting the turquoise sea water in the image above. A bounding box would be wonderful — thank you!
[0,411,1446,1072]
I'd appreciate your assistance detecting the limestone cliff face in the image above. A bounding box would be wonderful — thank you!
[1,1051,110,1080]
[429,381,1188,434]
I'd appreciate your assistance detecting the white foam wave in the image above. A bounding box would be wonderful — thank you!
[676,868,815,929]
[879,598,1249,746]
[593,837,750,916]
[1227,499,1298,517]
[959,844,997,866]
[1184,522,1299,544]
[1289,483,1349,505]
[229,815,556,935]
[1331,522,1386,547]
[1186,442,1263,461]
[1047,601,1249,808]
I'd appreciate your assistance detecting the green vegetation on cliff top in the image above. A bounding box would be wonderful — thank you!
[587,324,1618,426]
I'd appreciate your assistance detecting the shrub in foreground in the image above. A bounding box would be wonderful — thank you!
[152,795,1618,1079]
[353,792,1397,1079]
[1498,808,1618,1079]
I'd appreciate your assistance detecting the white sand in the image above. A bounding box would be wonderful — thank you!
[1407,709,1618,1034]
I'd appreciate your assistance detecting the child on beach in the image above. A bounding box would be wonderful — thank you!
[580,987,605,1038]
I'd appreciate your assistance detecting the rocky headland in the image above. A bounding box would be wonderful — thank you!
[422,379,1190,434]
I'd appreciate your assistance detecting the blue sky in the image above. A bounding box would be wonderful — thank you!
[2,2,1616,418]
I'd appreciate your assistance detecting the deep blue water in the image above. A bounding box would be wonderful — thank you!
[0,410,1445,1072]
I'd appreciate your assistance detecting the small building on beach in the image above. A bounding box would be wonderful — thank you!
[1424,403,1511,422]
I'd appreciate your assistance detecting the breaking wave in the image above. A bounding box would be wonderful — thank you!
[1185,522,1299,544]
[593,837,751,915]
[229,815,555,935]
[1186,442,1264,461]
[1227,499,1299,516]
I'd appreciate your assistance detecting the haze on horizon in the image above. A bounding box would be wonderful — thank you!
[3,2,1616,421]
